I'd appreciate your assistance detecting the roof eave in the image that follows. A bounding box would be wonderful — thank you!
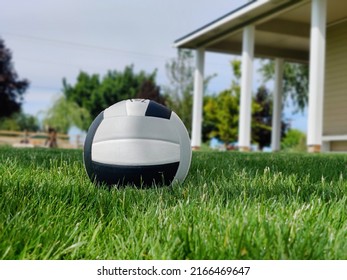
[174,0,306,49]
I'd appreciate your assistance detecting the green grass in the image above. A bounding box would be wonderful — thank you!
[0,146,346,260]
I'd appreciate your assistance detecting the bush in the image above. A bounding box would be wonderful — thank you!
[281,129,306,152]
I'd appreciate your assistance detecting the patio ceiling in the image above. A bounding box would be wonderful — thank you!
[174,0,347,63]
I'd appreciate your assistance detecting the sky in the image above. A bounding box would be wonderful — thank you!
[0,0,307,133]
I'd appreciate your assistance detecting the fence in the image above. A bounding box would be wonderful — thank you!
[0,130,73,148]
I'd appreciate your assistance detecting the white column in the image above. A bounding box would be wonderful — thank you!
[271,58,284,152]
[307,0,327,153]
[238,25,255,152]
[191,48,205,149]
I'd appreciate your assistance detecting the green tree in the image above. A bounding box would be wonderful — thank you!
[202,95,219,142]
[281,129,306,151]
[63,65,157,120]
[0,38,29,118]
[0,112,40,131]
[207,90,240,145]
[62,71,100,119]
[0,112,39,131]
[0,117,19,131]
[203,60,288,149]
[203,86,266,147]
[259,60,308,112]
[43,96,91,133]
[16,112,40,131]
[203,60,241,145]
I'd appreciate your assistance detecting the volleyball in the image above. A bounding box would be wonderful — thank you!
[83,99,191,187]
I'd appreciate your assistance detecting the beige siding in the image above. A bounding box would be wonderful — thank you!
[323,21,347,137]
[330,141,347,152]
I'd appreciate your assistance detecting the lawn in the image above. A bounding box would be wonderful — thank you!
[0,146,346,260]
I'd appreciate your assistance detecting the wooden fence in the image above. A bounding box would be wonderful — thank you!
[0,130,73,148]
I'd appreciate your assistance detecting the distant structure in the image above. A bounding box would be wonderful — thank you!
[0,130,71,148]
[175,0,347,152]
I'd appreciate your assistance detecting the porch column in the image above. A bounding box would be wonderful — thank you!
[271,58,284,152]
[238,25,255,152]
[307,0,327,152]
[191,47,205,149]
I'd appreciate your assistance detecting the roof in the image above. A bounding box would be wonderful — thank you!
[174,0,347,62]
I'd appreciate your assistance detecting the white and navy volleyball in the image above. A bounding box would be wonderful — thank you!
[83,99,192,187]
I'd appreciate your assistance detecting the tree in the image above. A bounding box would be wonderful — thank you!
[62,65,157,120]
[62,71,100,119]
[136,80,166,105]
[204,90,240,145]
[43,96,91,133]
[15,112,40,131]
[0,112,40,131]
[203,60,288,149]
[251,86,272,150]
[281,129,306,151]
[164,50,194,133]
[203,60,241,145]
[251,85,288,150]
[259,60,308,112]
[0,38,29,118]
[202,95,219,142]
[164,49,215,134]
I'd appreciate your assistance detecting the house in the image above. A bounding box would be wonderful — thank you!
[174,0,347,152]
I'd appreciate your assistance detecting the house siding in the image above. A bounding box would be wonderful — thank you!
[323,20,347,151]
[330,141,347,152]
